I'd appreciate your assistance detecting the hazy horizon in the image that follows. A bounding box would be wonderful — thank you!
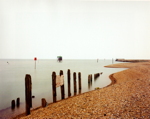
[0,0,150,59]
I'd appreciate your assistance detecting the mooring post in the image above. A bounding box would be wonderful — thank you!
[67,69,71,97]
[11,100,15,109]
[25,74,32,115]
[16,97,20,107]
[78,72,81,90]
[41,98,47,107]
[60,70,65,99]
[73,72,77,93]
[52,72,56,102]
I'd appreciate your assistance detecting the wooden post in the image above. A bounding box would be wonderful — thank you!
[16,98,20,107]
[60,70,65,99]
[78,72,81,90]
[88,74,92,83]
[52,72,56,102]
[94,73,100,79]
[25,74,32,115]
[11,100,15,109]
[73,72,77,93]
[88,75,91,83]
[67,69,71,97]
[41,98,47,107]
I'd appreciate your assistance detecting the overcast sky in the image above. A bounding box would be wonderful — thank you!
[0,0,150,59]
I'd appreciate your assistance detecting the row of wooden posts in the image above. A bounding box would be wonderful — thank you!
[24,69,82,115]
[52,70,82,103]
[11,69,101,115]
[11,70,101,115]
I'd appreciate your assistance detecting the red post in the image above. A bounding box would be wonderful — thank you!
[34,57,37,69]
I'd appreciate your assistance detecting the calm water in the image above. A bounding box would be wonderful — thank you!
[0,59,125,118]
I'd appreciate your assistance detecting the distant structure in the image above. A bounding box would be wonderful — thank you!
[57,56,62,62]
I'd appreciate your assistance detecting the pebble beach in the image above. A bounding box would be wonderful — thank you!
[15,61,150,119]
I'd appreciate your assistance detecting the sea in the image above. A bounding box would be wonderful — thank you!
[0,59,126,118]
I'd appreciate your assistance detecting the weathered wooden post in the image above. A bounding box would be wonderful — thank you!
[78,72,81,90]
[52,72,56,102]
[41,98,47,107]
[67,69,71,97]
[88,74,92,83]
[25,74,32,115]
[16,97,20,107]
[11,100,15,109]
[73,72,77,93]
[88,74,92,89]
[60,70,65,99]
[94,73,100,79]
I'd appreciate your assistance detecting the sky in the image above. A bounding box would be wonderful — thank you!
[0,0,150,59]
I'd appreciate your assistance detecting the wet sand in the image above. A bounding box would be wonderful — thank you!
[15,62,150,119]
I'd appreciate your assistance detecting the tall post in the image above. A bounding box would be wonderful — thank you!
[88,74,92,89]
[25,74,32,115]
[52,72,56,102]
[34,57,37,69]
[78,72,81,90]
[73,72,77,94]
[67,69,71,97]
[60,70,65,99]
[88,75,91,83]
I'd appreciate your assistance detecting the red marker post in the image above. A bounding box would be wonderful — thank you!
[34,57,37,69]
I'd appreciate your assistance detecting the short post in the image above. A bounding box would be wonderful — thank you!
[60,70,65,99]
[78,72,81,90]
[11,100,15,109]
[73,72,77,93]
[16,97,20,107]
[94,73,100,79]
[67,69,71,96]
[52,72,56,102]
[25,74,32,115]
[41,98,47,107]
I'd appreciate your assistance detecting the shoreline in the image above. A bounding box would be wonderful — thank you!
[15,61,150,118]
[14,73,118,119]
[107,74,116,86]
